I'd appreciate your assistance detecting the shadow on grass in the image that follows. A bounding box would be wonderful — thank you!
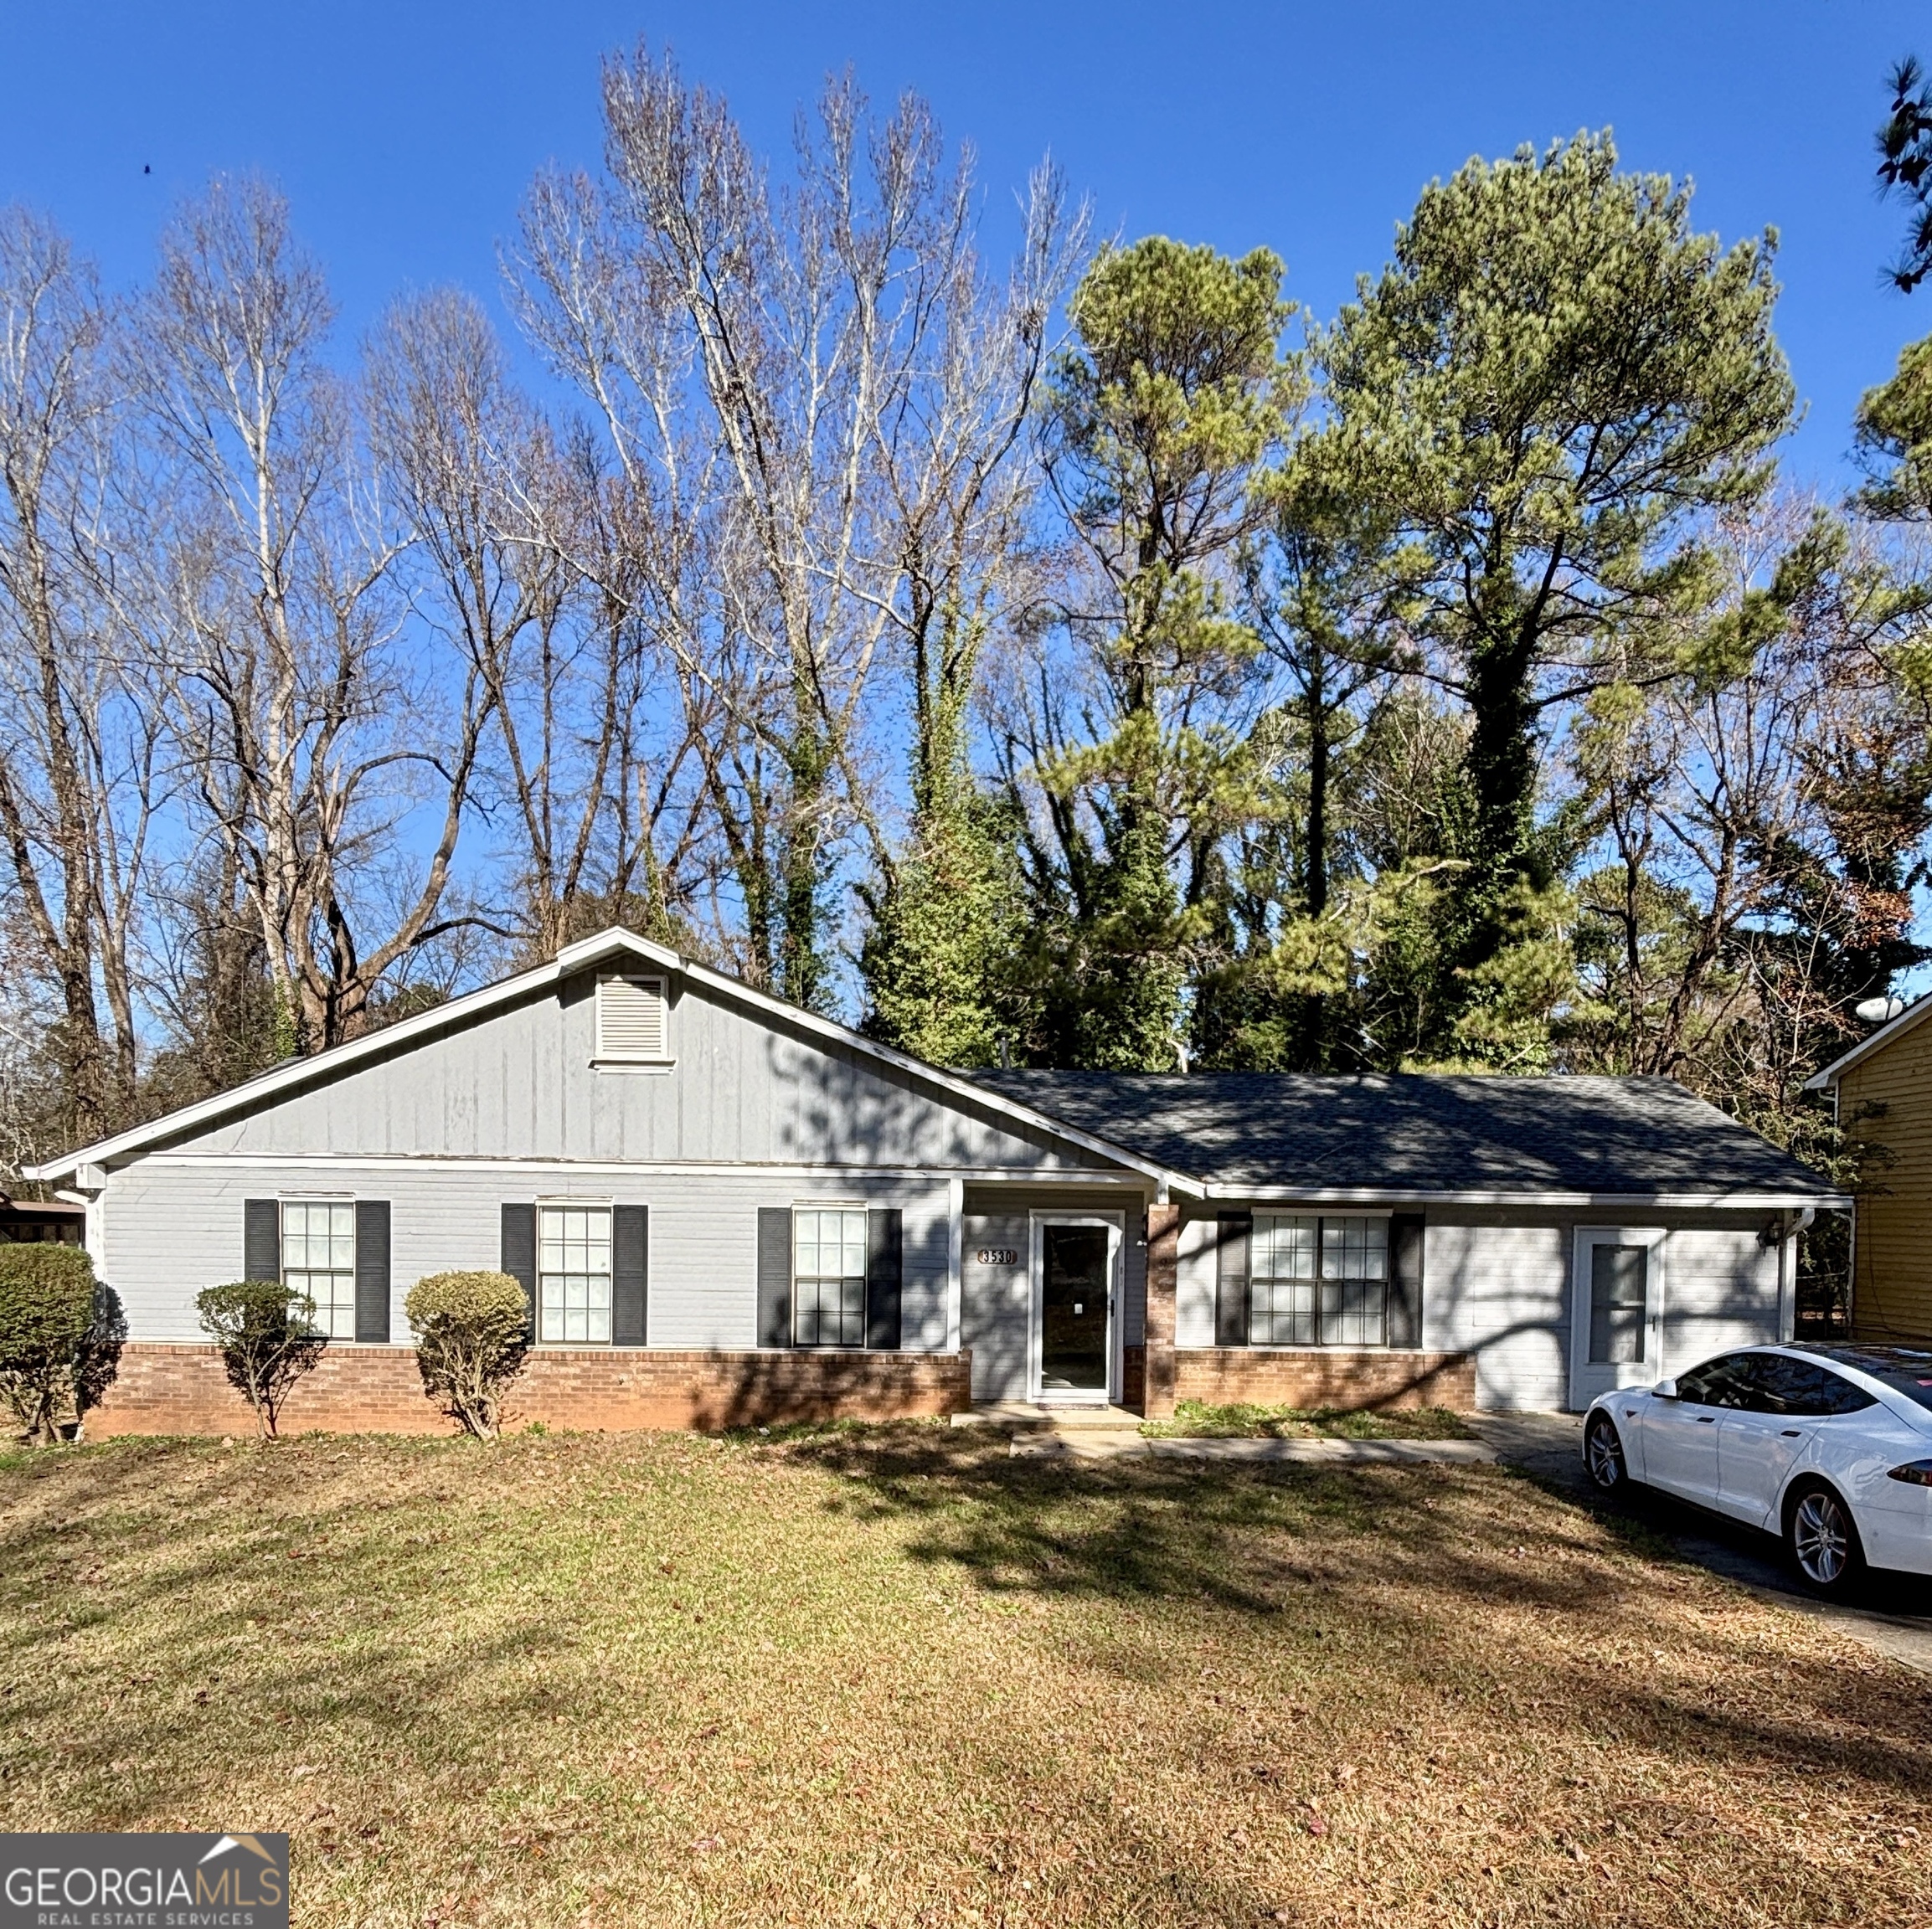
[781,1423,1932,1800]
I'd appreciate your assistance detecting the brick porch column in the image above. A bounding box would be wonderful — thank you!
[1143,1201,1180,1419]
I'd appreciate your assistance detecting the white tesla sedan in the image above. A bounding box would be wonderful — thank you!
[1580,1344,1932,1595]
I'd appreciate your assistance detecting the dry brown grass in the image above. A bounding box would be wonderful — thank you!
[1140,1400,1471,1440]
[0,1424,1926,1927]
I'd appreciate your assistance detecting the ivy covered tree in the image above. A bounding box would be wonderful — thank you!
[1013,237,1300,1068]
[1302,131,1794,1061]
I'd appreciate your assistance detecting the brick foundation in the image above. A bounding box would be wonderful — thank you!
[82,1342,973,1438]
[1175,1347,1476,1412]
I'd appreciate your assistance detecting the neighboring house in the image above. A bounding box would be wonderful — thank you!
[0,1196,85,1245]
[26,928,1842,1435]
[1806,1000,1932,1340]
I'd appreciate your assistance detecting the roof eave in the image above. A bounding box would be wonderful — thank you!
[1804,994,1932,1090]
[1198,1182,1850,1211]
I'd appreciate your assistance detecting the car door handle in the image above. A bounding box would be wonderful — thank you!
[1696,1416,1715,1424]
[1781,1428,1801,1438]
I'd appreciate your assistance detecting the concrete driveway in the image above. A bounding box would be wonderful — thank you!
[1473,1412,1932,1676]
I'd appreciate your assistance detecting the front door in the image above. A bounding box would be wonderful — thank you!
[1033,1216,1120,1404]
[1569,1226,1666,1411]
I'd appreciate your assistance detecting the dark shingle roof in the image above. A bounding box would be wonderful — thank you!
[970,1071,1836,1198]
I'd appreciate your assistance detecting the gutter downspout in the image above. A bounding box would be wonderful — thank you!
[1778,1206,1816,1343]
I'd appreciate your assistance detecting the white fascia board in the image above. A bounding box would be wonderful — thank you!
[27,924,1196,1196]
[1803,993,1932,1091]
[1201,1184,1851,1211]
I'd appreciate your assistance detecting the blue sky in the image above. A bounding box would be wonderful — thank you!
[1,1,1928,489]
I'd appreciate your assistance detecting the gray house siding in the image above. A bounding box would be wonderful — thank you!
[101,1158,956,1351]
[157,970,1100,1174]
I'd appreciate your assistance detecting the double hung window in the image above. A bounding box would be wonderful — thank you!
[1249,1214,1388,1347]
[539,1204,612,1343]
[793,1207,867,1347]
[282,1200,356,1340]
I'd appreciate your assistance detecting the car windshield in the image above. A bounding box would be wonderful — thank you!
[1801,1345,1932,1412]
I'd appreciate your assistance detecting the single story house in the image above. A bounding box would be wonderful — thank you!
[27,928,1843,1435]
[1806,998,1932,1340]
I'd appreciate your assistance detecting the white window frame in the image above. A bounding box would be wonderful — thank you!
[791,1203,869,1350]
[1249,1211,1391,1349]
[593,975,673,1070]
[281,1196,357,1341]
[537,1198,615,1345]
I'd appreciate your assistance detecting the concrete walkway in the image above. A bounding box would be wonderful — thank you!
[1009,1429,1497,1465]
[1469,1411,1932,1678]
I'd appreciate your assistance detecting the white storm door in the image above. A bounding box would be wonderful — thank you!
[1030,1214,1121,1406]
[1569,1227,1666,1412]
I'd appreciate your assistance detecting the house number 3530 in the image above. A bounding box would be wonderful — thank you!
[976,1247,1020,1266]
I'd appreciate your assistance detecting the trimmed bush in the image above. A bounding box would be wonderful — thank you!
[406,1269,529,1438]
[0,1243,121,1444]
[196,1280,327,1438]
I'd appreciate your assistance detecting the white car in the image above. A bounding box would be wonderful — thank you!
[1581,1344,1932,1595]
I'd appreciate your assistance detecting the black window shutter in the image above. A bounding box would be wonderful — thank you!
[866,1207,903,1351]
[757,1207,792,1348]
[244,1199,281,1284]
[354,1200,391,1343]
[1388,1213,1425,1349]
[501,1202,538,1342]
[613,1205,648,1346]
[1215,1212,1252,1346]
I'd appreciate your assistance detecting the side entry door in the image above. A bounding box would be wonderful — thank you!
[1569,1227,1666,1411]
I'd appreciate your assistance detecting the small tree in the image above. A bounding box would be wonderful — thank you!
[405,1270,529,1438]
[0,1243,117,1445]
[196,1280,327,1438]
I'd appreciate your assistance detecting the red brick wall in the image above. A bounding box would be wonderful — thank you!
[1175,1347,1476,1412]
[83,1342,973,1438]
[1144,1203,1180,1419]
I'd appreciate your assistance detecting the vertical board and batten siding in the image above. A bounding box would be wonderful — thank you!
[961,1182,1148,1401]
[1840,1022,1932,1340]
[157,971,1096,1173]
[99,1161,955,1351]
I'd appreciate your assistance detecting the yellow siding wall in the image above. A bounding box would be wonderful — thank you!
[1843,1015,1932,1340]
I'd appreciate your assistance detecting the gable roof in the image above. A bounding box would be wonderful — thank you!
[1803,995,1930,1092]
[969,1070,1842,1206]
[25,929,1193,1194]
[28,927,1842,1207]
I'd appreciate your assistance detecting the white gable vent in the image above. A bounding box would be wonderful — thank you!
[595,975,669,1063]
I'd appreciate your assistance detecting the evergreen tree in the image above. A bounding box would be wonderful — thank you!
[1018,237,1299,1068]
[1303,132,1793,1058]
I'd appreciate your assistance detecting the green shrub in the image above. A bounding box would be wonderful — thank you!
[405,1269,529,1438]
[0,1243,121,1445]
[196,1280,327,1438]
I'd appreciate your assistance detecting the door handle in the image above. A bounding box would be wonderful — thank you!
[1780,1428,1801,1438]
[1695,1416,1715,1424]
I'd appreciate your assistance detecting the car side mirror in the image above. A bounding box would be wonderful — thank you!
[1652,1379,1678,1401]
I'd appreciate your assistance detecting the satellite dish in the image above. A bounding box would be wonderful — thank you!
[1856,995,1909,1025]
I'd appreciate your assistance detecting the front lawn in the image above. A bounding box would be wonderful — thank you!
[1140,1399,1471,1440]
[0,1426,1926,1927]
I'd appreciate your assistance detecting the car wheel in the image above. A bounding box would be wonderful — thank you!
[1785,1481,1866,1594]
[1584,1412,1626,1492]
